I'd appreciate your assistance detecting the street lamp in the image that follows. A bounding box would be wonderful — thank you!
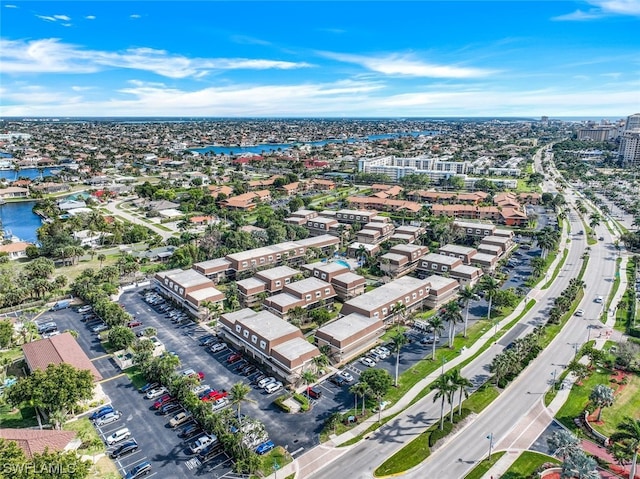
[551,369,557,389]
[486,432,494,461]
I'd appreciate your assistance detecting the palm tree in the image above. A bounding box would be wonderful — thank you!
[561,451,600,479]
[547,429,580,461]
[458,285,475,338]
[229,382,254,425]
[390,328,409,387]
[589,383,615,421]
[351,381,369,415]
[431,372,455,430]
[312,354,330,374]
[440,301,463,348]
[427,315,445,360]
[390,301,407,326]
[97,253,106,268]
[479,275,500,321]
[0,356,12,381]
[610,417,640,479]
[301,370,316,389]
[589,212,601,230]
[449,368,473,415]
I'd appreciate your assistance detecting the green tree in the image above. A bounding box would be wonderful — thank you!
[0,319,14,348]
[427,315,446,360]
[431,371,455,430]
[359,368,392,422]
[610,417,640,479]
[107,325,136,351]
[390,328,409,387]
[229,381,254,424]
[5,363,94,426]
[458,285,476,338]
[31,448,91,479]
[350,381,369,415]
[561,450,600,479]
[450,368,473,415]
[548,429,580,460]
[479,275,500,320]
[589,383,615,421]
[390,301,407,326]
[440,301,463,348]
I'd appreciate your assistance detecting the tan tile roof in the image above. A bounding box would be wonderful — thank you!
[0,428,77,458]
[22,332,102,381]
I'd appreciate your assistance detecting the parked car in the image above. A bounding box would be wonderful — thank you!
[169,411,192,428]
[106,427,131,445]
[179,423,202,439]
[95,411,122,426]
[127,320,142,328]
[77,305,92,314]
[227,353,242,364]
[264,382,283,394]
[210,343,226,353]
[189,434,217,454]
[360,357,376,368]
[199,335,216,346]
[211,397,229,411]
[257,377,276,389]
[255,440,275,455]
[139,382,159,394]
[192,384,210,395]
[145,387,168,399]
[158,402,181,416]
[180,369,205,380]
[306,386,322,399]
[328,374,347,386]
[92,323,108,334]
[110,439,139,459]
[197,442,223,461]
[152,395,173,410]
[90,405,114,421]
[339,370,354,383]
[124,461,151,479]
[201,390,228,402]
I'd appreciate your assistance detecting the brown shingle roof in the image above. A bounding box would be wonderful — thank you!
[22,332,102,381]
[0,428,77,458]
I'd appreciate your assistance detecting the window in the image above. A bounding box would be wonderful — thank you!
[314,271,319,277]
[251,260,257,266]
[285,278,291,284]
[235,325,242,333]
[275,280,281,287]
[422,262,427,267]
[276,254,281,260]
[475,229,481,234]
[260,340,266,350]
[442,266,448,272]
[412,293,417,299]
[324,288,331,295]
[242,261,248,267]
[321,273,326,280]
[316,291,321,298]
[179,287,184,295]
[306,294,312,301]
[432,264,438,270]
[382,308,387,315]
[251,335,257,344]
[373,312,379,318]
[419,289,424,296]
[260,258,265,264]
[243,330,249,338]
[405,296,410,304]
[268,255,273,261]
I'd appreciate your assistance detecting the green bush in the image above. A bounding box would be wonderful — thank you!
[428,421,453,447]
[273,396,291,413]
[292,393,310,412]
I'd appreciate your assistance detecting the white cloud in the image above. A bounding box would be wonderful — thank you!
[0,38,313,77]
[53,15,70,21]
[130,14,141,19]
[553,0,640,20]
[36,15,57,22]
[85,15,96,20]
[5,4,18,8]
[319,51,495,78]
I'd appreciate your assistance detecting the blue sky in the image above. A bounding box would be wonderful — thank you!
[1,1,639,117]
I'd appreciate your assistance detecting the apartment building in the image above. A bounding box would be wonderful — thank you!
[154,269,224,315]
[263,277,337,319]
[334,209,378,224]
[408,190,489,204]
[315,313,384,363]
[416,253,483,287]
[470,252,499,271]
[479,235,514,255]
[219,308,320,383]
[358,155,469,182]
[302,262,366,301]
[221,190,271,210]
[236,265,301,307]
[304,262,349,282]
[284,209,318,226]
[192,258,232,283]
[347,242,381,259]
[340,275,458,322]
[356,221,396,245]
[454,221,496,238]
[347,196,423,214]
[390,225,426,244]
[306,216,341,237]
[438,244,477,264]
[379,244,429,278]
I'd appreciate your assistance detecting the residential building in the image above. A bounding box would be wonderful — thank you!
[219,308,320,383]
[356,221,396,245]
[620,130,640,166]
[22,332,102,381]
[416,253,483,286]
[347,196,423,214]
[284,209,318,226]
[315,313,384,363]
[454,221,496,238]
[154,268,224,315]
[0,429,79,459]
[479,235,514,254]
[0,186,29,199]
[470,252,499,271]
[347,241,381,259]
[30,182,70,194]
[263,277,336,319]
[236,266,300,307]
[192,258,232,283]
[390,224,426,244]
[0,241,31,260]
[306,216,341,237]
[408,190,488,204]
[221,190,271,211]
[438,244,478,264]
[379,244,430,278]
[358,155,469,182]
[334,209,378,224]
[331,272,366,301]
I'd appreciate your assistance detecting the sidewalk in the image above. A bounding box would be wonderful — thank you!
[479,253,629,479]
[267,225,571,479]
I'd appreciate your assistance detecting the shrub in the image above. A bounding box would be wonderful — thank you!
[273,396,291,413]
[292,393,310,412]
[428,421,453,447]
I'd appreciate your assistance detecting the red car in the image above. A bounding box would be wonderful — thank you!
[127,320,142,328]
[227,353,242,364]
[152,395,173,409]
[201,390,228,402]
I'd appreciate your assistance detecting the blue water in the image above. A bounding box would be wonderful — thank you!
[0,201,42,243]
[191,130,438,155]
[0,167,57,181]
[335,259,351,270]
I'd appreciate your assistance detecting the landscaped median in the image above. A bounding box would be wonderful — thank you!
[464,451,559,479]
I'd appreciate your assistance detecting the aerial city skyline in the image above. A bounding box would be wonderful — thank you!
[1,0,639,118]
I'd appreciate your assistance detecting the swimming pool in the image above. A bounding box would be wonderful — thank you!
[335,259,351,270]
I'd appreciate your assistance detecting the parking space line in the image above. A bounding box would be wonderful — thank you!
[98,373,126,384]
[90,353,111,361]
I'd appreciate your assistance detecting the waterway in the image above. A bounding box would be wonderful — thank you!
[190,130,438,155]
[0,167,57,181]
[0,201,42,243]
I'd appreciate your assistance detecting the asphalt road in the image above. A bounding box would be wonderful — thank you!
[308,147,618,479]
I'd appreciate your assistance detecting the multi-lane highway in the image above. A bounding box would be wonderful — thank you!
[308,147,618,479]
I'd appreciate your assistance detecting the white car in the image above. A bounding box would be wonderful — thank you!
[189,434,217,454]
[264,381,283,394]
[377,346,391,356]
[95,411,122,427]
[77,305,92,314]
[106,427,131,446]
[575,309,585,317]
[595,296,604,303]
[145,386,168,399]
[360,357,376,368]
[210,343,226,353]
[211,397,229,411]
[192,384,210,395]
[339,370,354,383]
[92,323,108,334]
[257,377,276,389]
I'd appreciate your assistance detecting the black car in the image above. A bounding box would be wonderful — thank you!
[242,365,257,376]
[328,374,347,386]
[252,374,266,385]
[178,423,202,439]
[197,442,223,461]
[139,382,159,394]
[110,439,139,459]
[158,402,181,416]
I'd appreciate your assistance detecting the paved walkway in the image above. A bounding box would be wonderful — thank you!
[479,250,629,479]
[266,222,572,479]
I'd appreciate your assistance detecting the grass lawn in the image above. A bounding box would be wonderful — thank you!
[500,451,560,479]
[256,446,292,477]
[65,417,105,455]
[463,385,500,413]
[0,403,38,428]
[464,451,506,479]
[596,372,640,437]
[124,366,147,390]
[374,429,430,477]
[542,249,568,289]
[555,367,612,431]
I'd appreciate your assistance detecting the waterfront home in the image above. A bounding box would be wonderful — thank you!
[0,241,32,260]
[0,186,29,199]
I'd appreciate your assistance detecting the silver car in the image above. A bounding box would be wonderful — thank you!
[95,411,122,426]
